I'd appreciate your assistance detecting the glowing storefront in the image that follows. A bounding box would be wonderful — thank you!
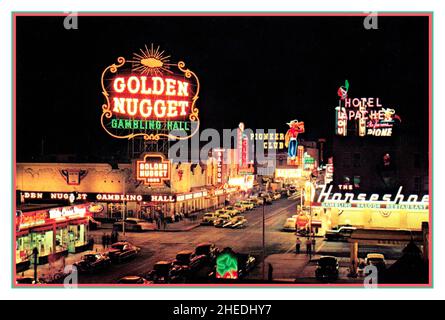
[315,185,429,231]
[16,203,92,271]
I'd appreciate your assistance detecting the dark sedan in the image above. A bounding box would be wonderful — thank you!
[74,252,111,273]
[315,256,339,282]
[107,241,141,263]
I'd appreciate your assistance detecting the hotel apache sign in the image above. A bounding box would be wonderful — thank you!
[335,80,402,137]
[100,44,200,141]
[317,185,429,211]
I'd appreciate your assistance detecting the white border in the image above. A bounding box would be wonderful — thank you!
[1,0,443,300]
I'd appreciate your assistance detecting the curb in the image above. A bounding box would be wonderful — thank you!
[156,224,201,232]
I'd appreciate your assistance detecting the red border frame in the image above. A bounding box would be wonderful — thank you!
[12,12,433,288]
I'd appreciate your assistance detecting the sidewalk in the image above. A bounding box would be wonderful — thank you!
[247,253,320,282]
[100,218,202,232]
[16,244,106,281]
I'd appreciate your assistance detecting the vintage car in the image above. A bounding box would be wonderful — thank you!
[146,261,173,283]
[200,212,219,225]
[194,242,219,260]
[239,201,255,210]
[170,254,214,283]
[213,214,232,228]
[222,216,248,229]
[315,256,339,282]
[117,276,153,285]
[223,206,240,217]
[233,204,247,213]
[73,252,111,273]
[282,215,298,231]
[236,253,257,279]
[107,241,141,263]
[172,250,194,267]
[325,226,357,241]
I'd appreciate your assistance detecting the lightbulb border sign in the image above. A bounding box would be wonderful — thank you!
[100,45,200,141]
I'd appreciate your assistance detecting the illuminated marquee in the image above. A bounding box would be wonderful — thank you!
[136,153,171,186]
[317,185,429,210]
[250,132,286,150]
[213,149,225,185]
[335,80,401,137]
[101,44,200,140]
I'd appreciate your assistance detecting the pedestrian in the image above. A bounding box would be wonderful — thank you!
[295,237,301,254]
[162,214,167,230]
[305,237,312,255]
[105,234,110,248]
[267,263,274,281]
[101,232,106,249]
[311,238,316,253]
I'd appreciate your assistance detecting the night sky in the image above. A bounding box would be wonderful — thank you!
[16,15,429,162]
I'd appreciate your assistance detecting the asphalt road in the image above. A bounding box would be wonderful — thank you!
[79,198,405,284]
[80,198,299,283]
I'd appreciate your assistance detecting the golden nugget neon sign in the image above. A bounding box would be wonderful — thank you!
[101,44,200,141]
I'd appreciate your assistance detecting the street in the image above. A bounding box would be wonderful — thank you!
[78,198,404,284]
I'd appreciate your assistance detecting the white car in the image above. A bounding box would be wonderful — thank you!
[282,217,297,231]
[365,253,386,266]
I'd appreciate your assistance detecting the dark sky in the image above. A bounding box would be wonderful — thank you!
[16,15,429,161]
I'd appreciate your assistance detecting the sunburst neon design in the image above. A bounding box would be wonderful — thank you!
[129,44,174,75]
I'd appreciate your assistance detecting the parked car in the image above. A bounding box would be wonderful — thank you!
[146,261,173,283]
[200,212,219,225]
[282,216,297,231]
[236,253,256,279]
[223,206,240,217]
[107,241,141,263]
[16,277,41,284]
[233,204,246,213]
[194,242,219,260]
[253,197,265,205]
[325,226,357,241]
[240,201,255,210]
[113,218,156,232]
[365,253,386,273]
[259,193,273,204]
[173,250,194,266]
[73,252,111,273]
[315,256,339,281]
[223,216,248,229]
[117,276,152,284]
[213,214,232,227]
[272,192,282,200]
[287,186,297,197]
[214,209,229,216]
[170,254,214,283]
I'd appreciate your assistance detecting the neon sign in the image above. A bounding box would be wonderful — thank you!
[101,44,200,141]
[285,120,305,165]
[250,132,285,150]
[136,153,171,186]
[216,251,238,279]
[335,80,401,137]
[213,149,225,185]
[317,185,429,210]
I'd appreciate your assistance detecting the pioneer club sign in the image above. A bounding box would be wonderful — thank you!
[101,44,200,141]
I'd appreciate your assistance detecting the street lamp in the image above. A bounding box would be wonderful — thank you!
[261,195,266,281]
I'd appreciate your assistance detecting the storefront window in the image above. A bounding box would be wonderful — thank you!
[16,235,31,263]
[55,227,69,253]
[68,224,86,253]
[31,230,54,257]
